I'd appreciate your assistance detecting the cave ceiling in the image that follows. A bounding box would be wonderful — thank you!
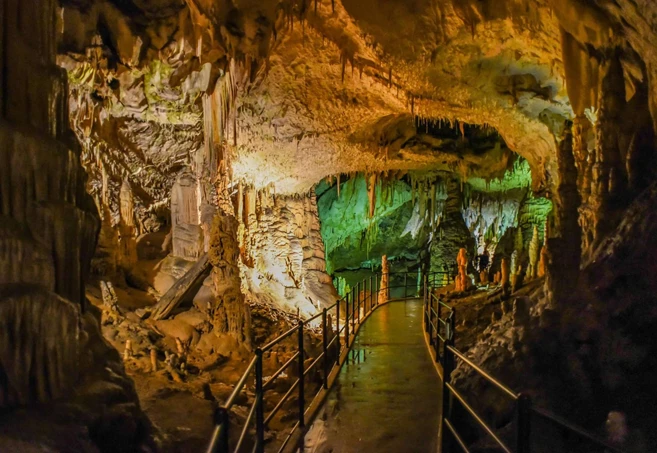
[56,0,656,196]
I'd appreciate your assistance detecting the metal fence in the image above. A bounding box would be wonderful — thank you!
[422,280,627,453]
[206,268,437,453]
[206,267,623,453]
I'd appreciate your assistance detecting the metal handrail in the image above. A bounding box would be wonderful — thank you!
[224,355,258,409]
[261,325,299,352]
[447,345,518,400]
[263,352,299,391]
[531,407,625,453]
[208,268,420,453]
[264,379,299,426]
[446,383,513,453]
[424,273,629,453]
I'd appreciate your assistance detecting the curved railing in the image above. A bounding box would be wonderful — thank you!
[207,268,452,453]
[206,267,620,453]
[423,282,627,453]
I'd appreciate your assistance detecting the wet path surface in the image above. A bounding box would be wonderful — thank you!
[300,300,441,453]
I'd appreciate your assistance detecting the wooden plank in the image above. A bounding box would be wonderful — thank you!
[151,253,212,321]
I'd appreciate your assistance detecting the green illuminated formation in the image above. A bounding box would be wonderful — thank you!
[317,157,552,289]
[316,174,424,276]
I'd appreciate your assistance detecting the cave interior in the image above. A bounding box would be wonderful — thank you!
[1,0,657,452]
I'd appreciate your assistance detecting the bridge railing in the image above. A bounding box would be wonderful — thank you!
[423,279,627,453]
[207,268,427,453]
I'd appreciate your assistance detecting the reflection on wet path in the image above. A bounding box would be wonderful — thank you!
[300,300,441,453]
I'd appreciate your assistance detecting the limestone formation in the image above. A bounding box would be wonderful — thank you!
[500,258,510,294]
[3,0,657,449]
[171,173,204,260]
[118,179,138,269]
[379,256,390,304]
[455,248,470,292]
[527,225,540,280]
[238,191,337,317]
[209,214,251,346]
[538,246,548,278]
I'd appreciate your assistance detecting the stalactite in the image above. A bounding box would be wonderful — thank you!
[527,225,540,279]
[337,173,341,198]
[430,182,436,230]
[367,173,377,218]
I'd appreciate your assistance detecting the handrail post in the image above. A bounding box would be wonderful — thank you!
[441,328,454,453]
[375,273,379,306]
[424,274,429,333]
[298,321,305,428]
[335,299,341,364]
[322,308,329,389]
[369,275,373,313]
[516,393,532,453]
[404,272,408,298]
[352,285,357,330]
[451,308,457,347]
[434,299,440,363]
[255,349,265,453]
[356,280,361,324]
[210,406,229,453]
[345,294,350,347]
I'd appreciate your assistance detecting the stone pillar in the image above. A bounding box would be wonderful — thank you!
[0,0,99,407]
[203,84,251,346]
[209,212,251,346]
[379,255,390,303]
[545,123,582,305]
[171,173,204,260]
[118,179,138,269]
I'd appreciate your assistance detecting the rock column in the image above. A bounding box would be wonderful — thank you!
[0,0,99,407]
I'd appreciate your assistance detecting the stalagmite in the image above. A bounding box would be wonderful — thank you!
[378,255,389,303]
[124,340,132,360]
[510,250,520,292]
[150,348,158,372]
[118,179,138,269]
[527,225,540,279]
[500,258,510,294]
[176,338,185,356]
[455,248,469,292]
[368,173,377,218]
[538,246,548,278]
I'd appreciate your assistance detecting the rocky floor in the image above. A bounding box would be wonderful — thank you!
[86,274,327,452]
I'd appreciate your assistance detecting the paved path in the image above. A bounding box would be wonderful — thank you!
[300,300,441,453]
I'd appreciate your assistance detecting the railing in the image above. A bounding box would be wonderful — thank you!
[423,279,627,453]
[207,268,430,453]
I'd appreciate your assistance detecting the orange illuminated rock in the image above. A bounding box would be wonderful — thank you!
[538,246,548,278]
[455,248,470,292]
[379,255,390,303]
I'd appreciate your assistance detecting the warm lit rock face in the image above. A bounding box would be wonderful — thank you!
[238,190,337,316]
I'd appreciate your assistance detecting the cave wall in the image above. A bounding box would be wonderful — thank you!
[0,0,152,449]
[0,0,98,408]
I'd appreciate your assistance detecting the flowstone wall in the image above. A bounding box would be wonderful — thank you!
[0,0,153,450]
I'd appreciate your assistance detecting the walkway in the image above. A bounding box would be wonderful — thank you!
[299,300,441,453]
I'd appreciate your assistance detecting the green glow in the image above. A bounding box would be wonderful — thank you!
[317,174,413,274]
[467,158,532,193]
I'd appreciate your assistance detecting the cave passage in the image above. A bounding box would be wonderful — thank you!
[300,300,440,453]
